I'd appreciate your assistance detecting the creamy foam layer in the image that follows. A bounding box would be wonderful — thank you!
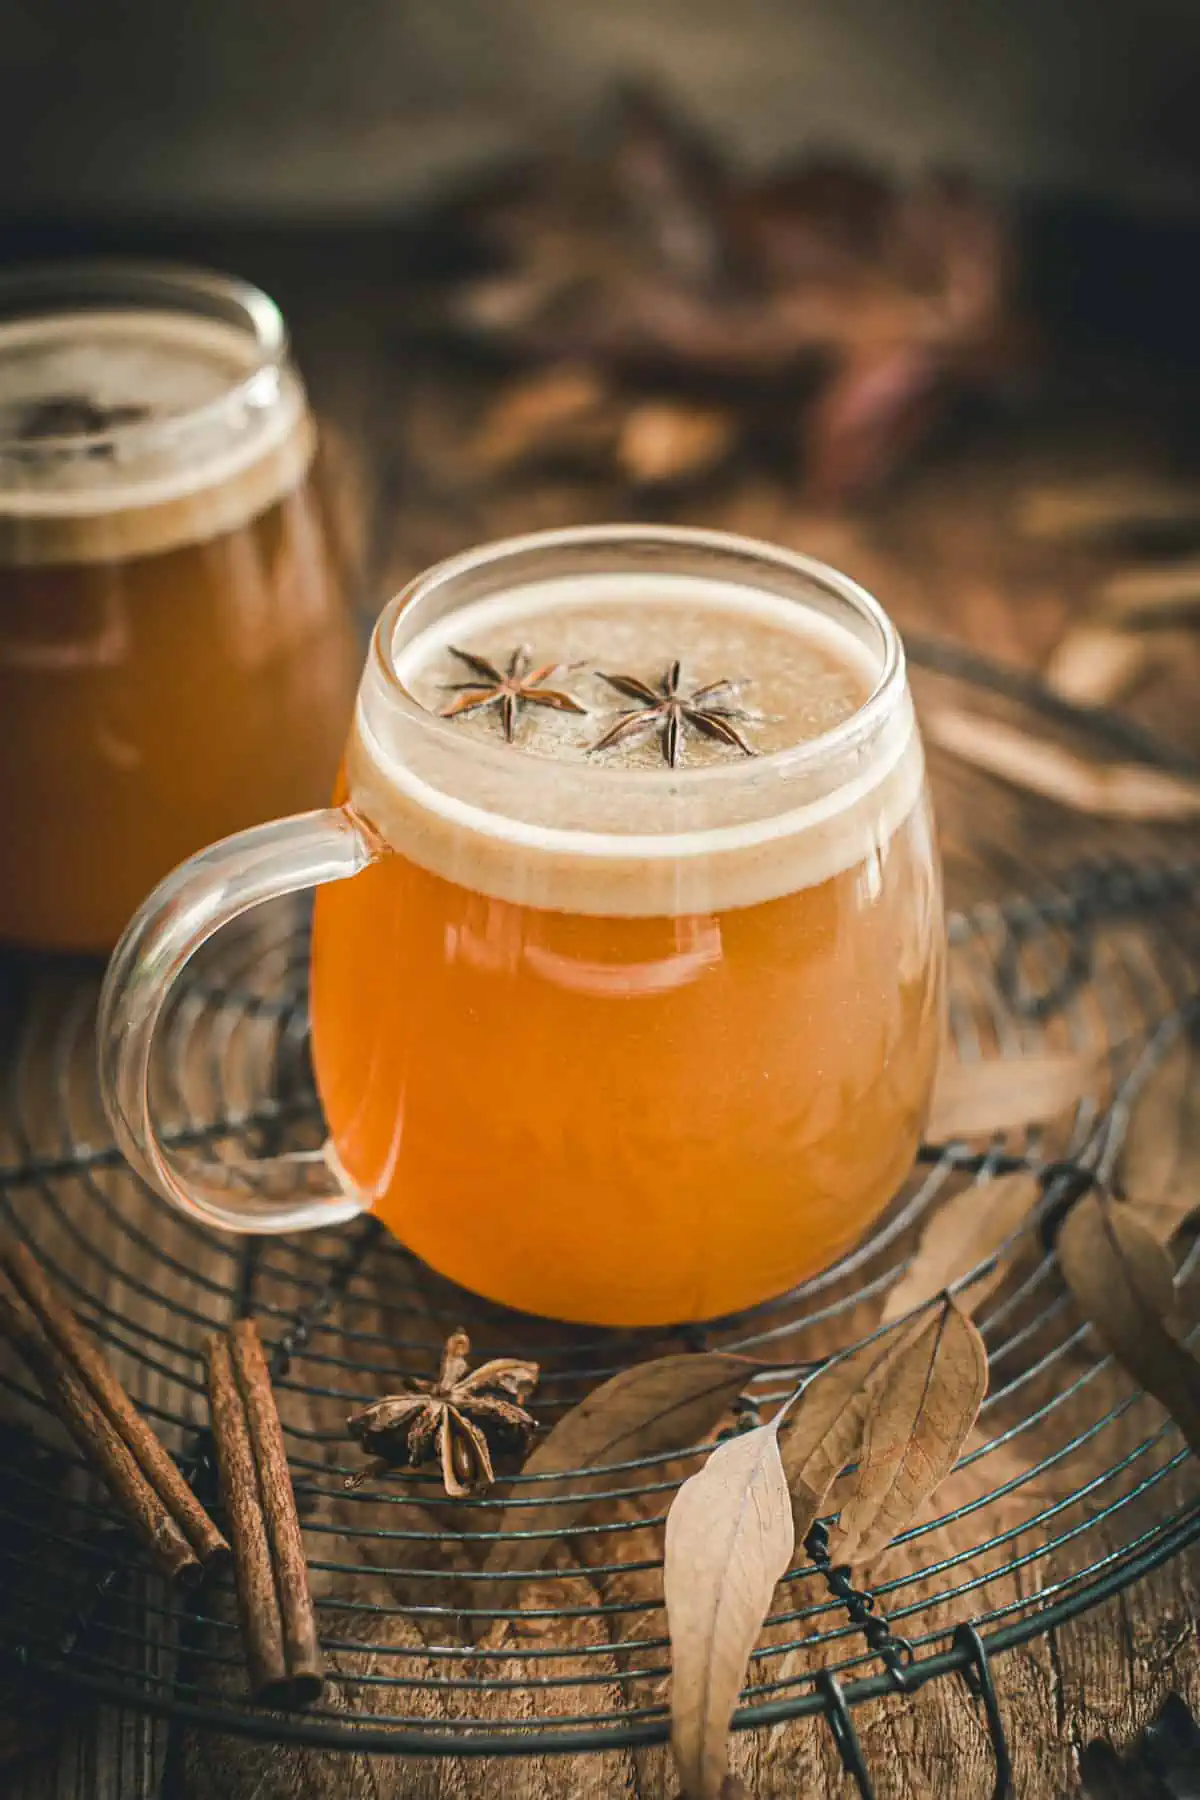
[0,310,313,565]
[399,577,875,764]
[346,574,926,915]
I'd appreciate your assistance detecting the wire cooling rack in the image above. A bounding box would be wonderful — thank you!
[2,639,1200,1800]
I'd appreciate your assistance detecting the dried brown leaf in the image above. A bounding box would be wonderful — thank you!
[776,1321,919,1536]
[882,1171,1043,1321]
[664,1422,794,1800]
[481,1353,755,1585]
[855,1430,1049,1618]
[1118,1030,1200,1244]
[832,1298,988,1567]
[471,364,613,470]
[1058,1193,1200,1452]
[1043,623,1151,707]
[445,88,1017,467]
[928,1049,1095,1141]
[925,707,1200,820]
[616,400,736,487]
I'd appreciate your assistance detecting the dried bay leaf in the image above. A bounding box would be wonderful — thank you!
[481,1352,755,1585]
[928,1050,1095,1141]
[1118,1030,1200,1243]
[854,1432,1049,1643]
[833,1298,989,1567]
[664,1423,794,1800]
[882,1171,1043,1321]
[1057,1194,1200,1453]
[925,707,1200,821]
[776,1323,918,1537]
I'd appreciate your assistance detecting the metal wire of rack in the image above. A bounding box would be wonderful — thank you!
[2,640,1200,1800]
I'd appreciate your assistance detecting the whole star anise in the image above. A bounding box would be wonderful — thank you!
[345,1330,539,1497]
[592,662,760,767]
[13,393,151,459]
[438,644,585,743]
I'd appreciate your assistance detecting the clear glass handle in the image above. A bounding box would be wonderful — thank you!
[98,808,378,1233]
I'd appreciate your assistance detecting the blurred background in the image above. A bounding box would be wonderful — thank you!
[3,0,1200,720]
[3,0,1200,219]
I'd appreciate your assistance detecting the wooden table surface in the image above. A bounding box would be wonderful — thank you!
[5,221,1200,1798]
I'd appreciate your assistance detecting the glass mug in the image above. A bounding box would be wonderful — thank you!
[100,526,944,1326]
[0,261,359,952]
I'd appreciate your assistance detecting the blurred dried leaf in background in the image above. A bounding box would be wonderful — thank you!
[441,84,1024,500]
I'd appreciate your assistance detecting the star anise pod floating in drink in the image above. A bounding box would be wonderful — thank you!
[438,644,586,744]
[345,1329,539,1498]
[14,393,152,460]
[592,662,760,768]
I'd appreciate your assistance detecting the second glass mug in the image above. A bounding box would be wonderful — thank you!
[99,525,945,1327]
[0,261,359,952]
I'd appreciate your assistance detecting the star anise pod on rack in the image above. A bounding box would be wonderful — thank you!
[345,1330,539,1498]
[592,662,760,767]
[438,644,585,743]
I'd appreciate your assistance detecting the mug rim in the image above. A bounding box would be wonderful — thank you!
[367,522,908,794]
[0,259,289,458]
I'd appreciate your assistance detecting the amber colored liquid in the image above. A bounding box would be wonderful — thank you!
[311,797,943,1326]
[0,471,360,951]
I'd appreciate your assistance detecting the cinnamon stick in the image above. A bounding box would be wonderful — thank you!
[1,1240,230,1572]
[0,1266,202,1589]
[205,1331,289,1701]
[206,1324,323,1706]
[228,1318,323,1700]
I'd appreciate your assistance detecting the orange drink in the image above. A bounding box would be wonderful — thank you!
[0,263,359,952]
[100,527,944,1326]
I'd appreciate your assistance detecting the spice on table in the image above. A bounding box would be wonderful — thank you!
[346,1328,539,1498]
[205,1318,323,1707]
[1,1238,229,1570]
[0,1256,205,1588]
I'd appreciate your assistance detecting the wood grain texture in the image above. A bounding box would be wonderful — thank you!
[7,227,1200,1799]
